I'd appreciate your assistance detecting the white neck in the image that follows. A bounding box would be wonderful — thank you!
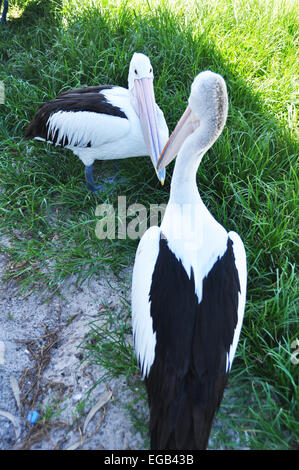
[160,72,229,302]
[169,115,218,206]
[170,118,226,206]
[169,150,204,206]
[168,71,228,207]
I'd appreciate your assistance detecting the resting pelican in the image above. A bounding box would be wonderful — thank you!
[131,71,247,449]
[24,53,168,191]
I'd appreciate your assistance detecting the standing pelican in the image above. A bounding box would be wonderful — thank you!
[131,71,247,449]
[24,53,168,191]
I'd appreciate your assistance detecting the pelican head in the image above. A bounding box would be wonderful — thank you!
[128,53,166,184]
[128,53,154,85]
[157,71,228,171]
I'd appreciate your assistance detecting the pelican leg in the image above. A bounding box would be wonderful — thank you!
[0,0,8,23]
[85,164,117,192]
[85,164,103,192]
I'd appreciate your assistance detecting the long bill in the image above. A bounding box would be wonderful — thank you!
[157,105,200,171]
[132,78,166,184]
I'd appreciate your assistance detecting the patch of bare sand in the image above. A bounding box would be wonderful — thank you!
[0,254,146,450]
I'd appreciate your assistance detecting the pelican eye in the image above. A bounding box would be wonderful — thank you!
[134,69,138,75]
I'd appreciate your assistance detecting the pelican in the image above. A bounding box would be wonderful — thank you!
[131,71,247,449]
[24,53,168,191]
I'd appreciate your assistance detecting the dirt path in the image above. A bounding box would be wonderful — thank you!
[0,253,145,450]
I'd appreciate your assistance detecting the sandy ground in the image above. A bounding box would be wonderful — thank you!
[0,251,146,450]
[0,243,250,451]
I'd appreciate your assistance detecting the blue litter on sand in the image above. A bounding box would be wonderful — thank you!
[27,410,39,424]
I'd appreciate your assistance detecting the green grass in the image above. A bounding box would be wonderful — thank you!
[0,0,298,449]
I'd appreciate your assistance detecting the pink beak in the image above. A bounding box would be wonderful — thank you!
[132,78,166,184]
[157,105,200,171]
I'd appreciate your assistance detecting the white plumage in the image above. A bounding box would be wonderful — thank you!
[131,70,247,450]
[25,53,168,191]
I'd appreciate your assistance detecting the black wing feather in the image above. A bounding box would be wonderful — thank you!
[146,236,240,450]
[24,85,127,146]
